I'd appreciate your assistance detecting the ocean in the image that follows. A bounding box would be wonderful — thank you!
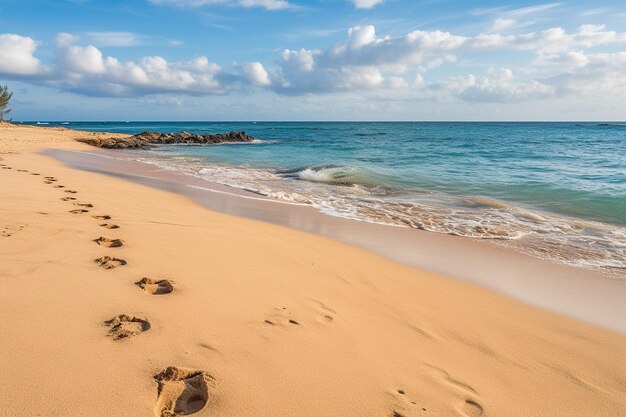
[26,121,626,273]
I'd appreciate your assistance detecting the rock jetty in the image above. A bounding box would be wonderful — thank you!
[77,131,256,149]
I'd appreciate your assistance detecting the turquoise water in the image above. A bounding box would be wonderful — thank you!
[25,121,626,271]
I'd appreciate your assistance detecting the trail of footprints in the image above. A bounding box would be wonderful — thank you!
[7,165,213,416]
[6,164,414,417]
[389,385,483,417]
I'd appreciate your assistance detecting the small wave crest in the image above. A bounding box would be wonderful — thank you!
[279,164,377,187]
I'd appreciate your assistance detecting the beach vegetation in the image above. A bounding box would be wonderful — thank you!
[0,85,13,121]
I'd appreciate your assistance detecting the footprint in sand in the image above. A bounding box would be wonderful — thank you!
[458,399,483,417]
[95,256,127,269]
[17,169,28,172]
[264,307,301,326]
[94,236,123,248]
[44,177,57,182]
[64,190,78,194]
[153,367,212,417]
[386,388,428,417]
[54,185,65,188]
[61,197,77,201]
[104,314,150,340]
[135,277,174,295]
[73,202,93,208]
[2,166,12,169]
[309,298,336,322]
[2,224,26,237]
[99,223,120,229]
[30,173,41,176]
[69,209,89,214]
[93,215,111,220]
[44,180,53,184]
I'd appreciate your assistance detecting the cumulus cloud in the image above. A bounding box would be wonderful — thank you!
[56,51,228,96]
[455,69,555,102]
[272,25,467,93]
[240,62,272,86]
[0,34,45,76]
[270,23,626,94]
[62,45,107,74]
[351,0,385,9]
[542,51,626,95]
[54,32,80,47]
[1,22,626,104]
[466,24,626,52]
[149,0,291,10]
[7,38,268,96]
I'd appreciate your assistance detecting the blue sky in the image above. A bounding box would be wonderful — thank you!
[1,0,626,120]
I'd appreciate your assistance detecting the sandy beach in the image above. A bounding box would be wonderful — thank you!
[1,123,626,417]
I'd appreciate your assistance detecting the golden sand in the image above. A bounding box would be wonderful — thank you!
[1,124,625,417]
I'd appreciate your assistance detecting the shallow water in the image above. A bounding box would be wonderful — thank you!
[26,121,626,272]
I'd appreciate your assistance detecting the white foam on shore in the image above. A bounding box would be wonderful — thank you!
[130,153,626,275]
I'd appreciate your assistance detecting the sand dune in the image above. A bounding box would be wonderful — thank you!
[1,124,625,417]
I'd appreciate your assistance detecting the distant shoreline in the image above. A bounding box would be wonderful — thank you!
[13,120,626,124]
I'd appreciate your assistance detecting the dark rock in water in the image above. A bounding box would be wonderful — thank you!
[77,131,256,149]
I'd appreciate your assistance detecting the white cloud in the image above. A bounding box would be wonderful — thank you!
[239,0,289,8]
[351,0,385,9]
[534,50,590,68]
[0,34,44,76]
[504,2,561,18]
[473,2,560,18]
[49,42,262,96]
[89,54,223,95]
[489,18,516,33]
[86,32,142,47]
[2,22,626,105]
[414,73,424,86]
[240,62,271,86]
[149,0,291,10]
[56,31,182,48]
[455,68,555,102]
[579,8,610,17]
[542,51,626,95]
[271,23,626,94]
[54,32,80,47]
[62,45,106,74]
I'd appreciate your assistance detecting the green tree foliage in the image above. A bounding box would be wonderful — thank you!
[0,85,13,121]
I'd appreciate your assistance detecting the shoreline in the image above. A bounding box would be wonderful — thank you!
[48,146,626,333]
[40,121,626,275]
[2,124,626,417]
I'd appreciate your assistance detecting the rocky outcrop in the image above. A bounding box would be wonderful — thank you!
[77,131,256,149]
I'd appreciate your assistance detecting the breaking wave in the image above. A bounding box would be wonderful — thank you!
[278,164,381,187]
